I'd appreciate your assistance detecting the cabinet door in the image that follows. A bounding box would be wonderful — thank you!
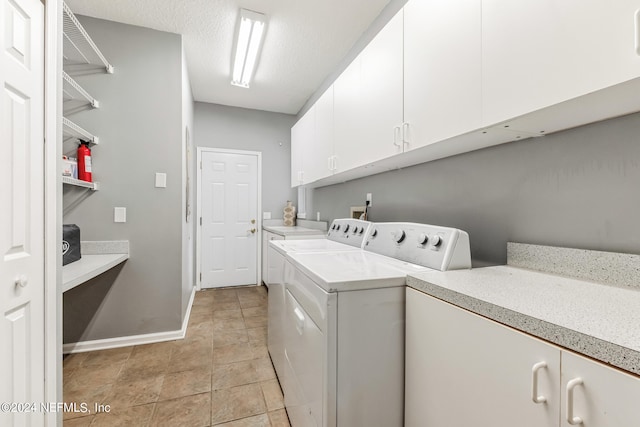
[404,0,482,149]
[405,288,560,427]
[561,351,640,426]
[304,86,334,183]
[262,231,284,286]
[334,10,403,173]
[290,107,314,187]
[482,0,640,126]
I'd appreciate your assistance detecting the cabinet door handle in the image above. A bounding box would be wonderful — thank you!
[393,126,401,148]
[531,362,547,403]
[402,122,410,148]
[635,9,640,55]
[566,377,584,425]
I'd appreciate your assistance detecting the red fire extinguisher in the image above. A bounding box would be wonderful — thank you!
[77,140,92,182]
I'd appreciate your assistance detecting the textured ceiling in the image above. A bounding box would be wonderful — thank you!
[66,0,391,114]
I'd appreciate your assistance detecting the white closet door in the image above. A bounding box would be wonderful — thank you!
[0,0,45,424]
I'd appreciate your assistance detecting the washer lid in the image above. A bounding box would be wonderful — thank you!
[269,239,362,256]
[286,250,430,293]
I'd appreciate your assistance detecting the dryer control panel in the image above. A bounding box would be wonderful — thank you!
[365,222,471,271]
[326,219,372,249]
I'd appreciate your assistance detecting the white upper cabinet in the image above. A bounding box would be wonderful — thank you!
[403,0,482,150]
[306,86,334,183]
[334,10,403,173]
[290,106,314,187]
[482,0,640,126]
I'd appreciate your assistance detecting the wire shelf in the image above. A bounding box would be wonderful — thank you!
[62,117,99,145]
[63,71,99,113]
[62,176,99,190]
[63,2,114,74]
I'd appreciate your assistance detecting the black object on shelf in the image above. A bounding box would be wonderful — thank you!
[63,224,81,266]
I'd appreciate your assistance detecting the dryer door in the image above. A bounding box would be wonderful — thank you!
[283,289,324,427]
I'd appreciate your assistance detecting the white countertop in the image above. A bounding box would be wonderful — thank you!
[263,225,326,237]
[407,265,640,375]
[62,241,129,292]
[63,253,129,292]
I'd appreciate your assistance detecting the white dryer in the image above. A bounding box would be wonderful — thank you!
[267,219,373,384]
[281,222,471,427]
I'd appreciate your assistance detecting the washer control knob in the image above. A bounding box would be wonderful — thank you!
[331,224,336,230]
[359,228,365,235]
[336,224,341,231]
[343,224,350,233]
[430,235,442,247]
[352,226,359,234]
[417,233,428,245]
[371,229,378,237]
[394,230,406,244]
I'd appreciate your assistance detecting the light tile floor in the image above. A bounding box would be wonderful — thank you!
[63,286,290,427]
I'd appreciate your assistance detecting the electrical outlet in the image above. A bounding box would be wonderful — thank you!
[366,193,372,207]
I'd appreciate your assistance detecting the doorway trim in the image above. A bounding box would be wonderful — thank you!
[196,147,262,291]
[44,0,62,425]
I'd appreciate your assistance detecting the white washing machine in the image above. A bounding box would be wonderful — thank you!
[267,219,373,384]
[281,222,471,427]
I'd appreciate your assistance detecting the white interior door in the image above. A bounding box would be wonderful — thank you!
[0,0,45,424]
[201,150,259,288]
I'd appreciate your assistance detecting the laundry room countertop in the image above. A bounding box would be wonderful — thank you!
[263,225,326,237]
[62,241,129,292]
[407,243,640,376]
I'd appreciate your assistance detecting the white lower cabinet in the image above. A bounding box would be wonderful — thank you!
[406,288,640,427]
[261,231,284,285]
[561,351,640,427]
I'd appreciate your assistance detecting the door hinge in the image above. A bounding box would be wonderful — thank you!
[199,272,202,282]
[200,217,202,225]
[200,161,202,169]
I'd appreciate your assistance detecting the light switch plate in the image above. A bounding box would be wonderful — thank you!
[155,173,167,188]
[263,212,271,220]
[114,207,126,223]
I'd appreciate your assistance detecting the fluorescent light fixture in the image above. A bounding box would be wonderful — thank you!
[231,9,267,88]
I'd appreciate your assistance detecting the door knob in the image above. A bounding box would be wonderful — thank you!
[251,219,256,224]
[15,275,28,288]
[249,228,256,234]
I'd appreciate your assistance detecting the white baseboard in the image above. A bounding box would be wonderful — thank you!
[63,286,197,354]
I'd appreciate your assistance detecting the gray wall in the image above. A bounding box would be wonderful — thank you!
[194,102,297,218]
[181,47,195,320]
[311,112,640,266]
[63,17,185,343]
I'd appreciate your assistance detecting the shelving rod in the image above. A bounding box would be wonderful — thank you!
[62,71,99,108]
[63,2,114,73]
[62,117,99,145]
[62,176,99,190]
